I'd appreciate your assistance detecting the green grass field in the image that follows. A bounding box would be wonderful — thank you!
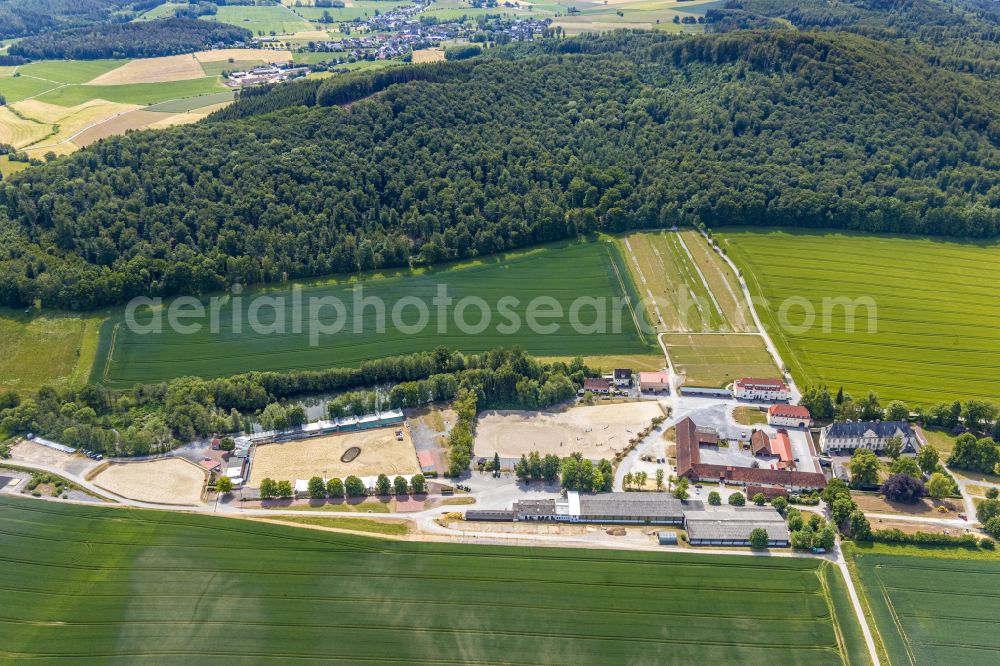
[0,496,866,663]
[0,308,103,394]
[847,544,1000,665]
[15,59,126,84]
[33,77,227,107]
[143,90,235,112]
[93,239,656,387]
[208,4,313,35]
[663,332,780,387]
[722,229,1000,406]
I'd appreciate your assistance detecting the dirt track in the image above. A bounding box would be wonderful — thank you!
[93,458,206,505]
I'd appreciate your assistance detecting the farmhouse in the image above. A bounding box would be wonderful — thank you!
[583,377,612,394]
[732,378,790,402]
[819,420,920,454]
[768,404,811,427]
[675,417,826,490]
[638,371,670,393]
[612,369,633,387]
[686,507,790,547]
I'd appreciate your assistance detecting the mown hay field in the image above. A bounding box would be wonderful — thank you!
[93,240,655,386]
[848,546,1000,665]
[0,496,866,664]
[618,231,731,332]
[663,332,779,388]
[722,229,1000,406]
[0,307,103,394]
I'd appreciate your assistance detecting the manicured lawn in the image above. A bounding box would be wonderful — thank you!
[722,228,1000,407]
[93,239,656,387]
[846,543,1000,665]
[0,495,863,664]
[733,406,767,426]
[261,514,411,535]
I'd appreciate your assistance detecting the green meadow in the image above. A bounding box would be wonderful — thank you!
[721,229,1000,406]
[0,496,866,664]
[208,4,312,34]
[848,545,1000,665]
[33,77,227,106]
[93,240,655,387]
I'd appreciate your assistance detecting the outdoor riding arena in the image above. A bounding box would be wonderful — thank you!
[92,458,206,505]
[247,428,421,486]
[475,402,665,460]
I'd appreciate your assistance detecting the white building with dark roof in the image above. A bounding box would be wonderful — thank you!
[819,421,920,454]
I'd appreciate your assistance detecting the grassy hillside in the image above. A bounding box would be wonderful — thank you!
[721,228,1000,406]
[93,239,655,387]
[1,30,997,311]
[0,496,867,664]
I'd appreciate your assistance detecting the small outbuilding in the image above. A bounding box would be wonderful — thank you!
[657,531,679,545]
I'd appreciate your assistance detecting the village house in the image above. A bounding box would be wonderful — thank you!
[612,369,632,387]
[582,377,611,395]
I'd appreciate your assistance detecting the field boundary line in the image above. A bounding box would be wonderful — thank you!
[604,241,651,347]
[701,229,800,402]
[684,230,755,332]
[100,321,121,384]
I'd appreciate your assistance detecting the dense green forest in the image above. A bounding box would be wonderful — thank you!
[0,30,998,309]
[0,0,152,39]
[8,17,250,59]
[707,0,1000,78]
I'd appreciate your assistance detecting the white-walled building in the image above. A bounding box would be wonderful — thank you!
[767,404,811,428]
[819,421,919,454]
[733,378,790,402]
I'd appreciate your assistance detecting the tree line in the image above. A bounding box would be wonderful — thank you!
[0,346,592,457]
[1,30,998,310]
[9,18,251,60]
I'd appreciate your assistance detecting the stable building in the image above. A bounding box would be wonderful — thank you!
[638,371,670,393]
[732,378,790,402]
[819,421,920,454]
[512,492,697,525]
[768,404,811,428]
[685,507,790,547]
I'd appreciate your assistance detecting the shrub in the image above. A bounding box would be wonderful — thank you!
[707,491,721,506]
[749,527,769,550]
[728,492,745,507]
[881,473,925,504]
[871,528,980,548]
[327,477,344,498]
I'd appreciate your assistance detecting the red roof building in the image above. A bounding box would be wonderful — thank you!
[768,404,811,427]
[675,417,825,490]
[583,377,611,393]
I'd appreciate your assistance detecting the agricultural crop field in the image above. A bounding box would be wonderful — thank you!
[0,496,867,664]
[721,229,1000,406]
[663,333,779,387]
[848,546,1000,665]
[93,240,656,387]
